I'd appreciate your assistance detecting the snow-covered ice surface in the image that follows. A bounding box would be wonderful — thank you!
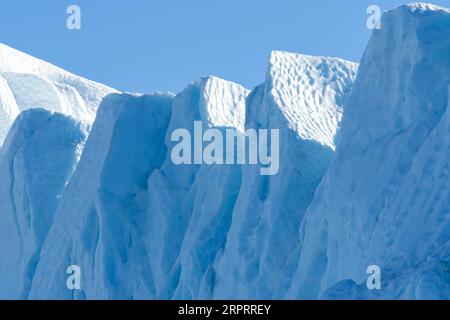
[0,109,88,299]
[0,75,19,145]
[287,3,450,299]
[199,76,248,131]
[263,51,355,149]
[0,43,117,144]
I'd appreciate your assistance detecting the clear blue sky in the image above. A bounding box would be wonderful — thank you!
[0,0,449,93]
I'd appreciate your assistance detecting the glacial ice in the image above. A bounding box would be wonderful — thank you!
[28,93,174,299]
[212,52,357,299]
[145,76,249,299]
[0,2,449,301]
[287,2,450,299]
[26,52,355,299]
[0,75,19,144]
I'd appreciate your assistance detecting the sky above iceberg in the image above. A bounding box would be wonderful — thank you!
[0,0,448,93]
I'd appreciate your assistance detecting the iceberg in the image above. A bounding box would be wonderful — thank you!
[0,2,449,301]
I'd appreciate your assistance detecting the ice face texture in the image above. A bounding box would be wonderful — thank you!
[145,77,249,299]
[28,93,174,299]
[0,109,88,299]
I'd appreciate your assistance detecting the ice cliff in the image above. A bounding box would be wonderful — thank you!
[287,3,450,299]
[28,93,173,299]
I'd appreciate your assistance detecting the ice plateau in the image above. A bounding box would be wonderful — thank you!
[0,2,449,300]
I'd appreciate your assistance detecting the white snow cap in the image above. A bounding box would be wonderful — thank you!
[403,2,450,13]
[0,43,117,144]
[267,50,358,149]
